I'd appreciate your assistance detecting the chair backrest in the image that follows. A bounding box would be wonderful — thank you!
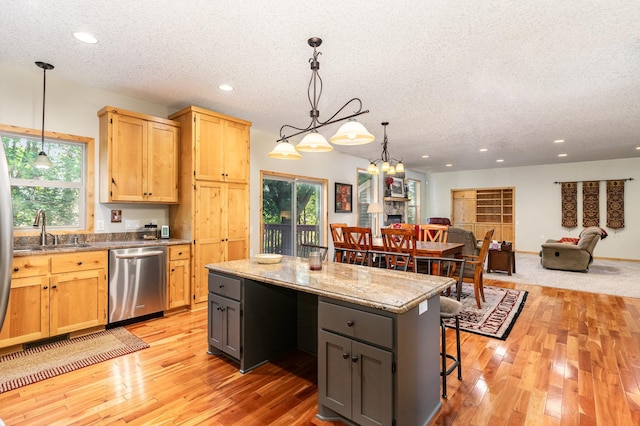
[330,223,348,248]
[475,229,495,270]
[368,250,411,272]
[381,228,416,254]
[344,227,373,251]
[418,224,449,242]
[414,256,466,300]
[577,227,604,254]
[297,243,329,260]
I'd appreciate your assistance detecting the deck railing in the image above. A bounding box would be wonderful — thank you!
[263,224,320,255]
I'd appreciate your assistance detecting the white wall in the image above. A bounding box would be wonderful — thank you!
[426,159,640,260]
[1,64,172,232]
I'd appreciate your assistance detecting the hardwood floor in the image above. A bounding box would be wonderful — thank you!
[1,279,639,425]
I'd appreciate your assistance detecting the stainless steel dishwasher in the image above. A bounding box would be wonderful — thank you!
[108,246,166,323]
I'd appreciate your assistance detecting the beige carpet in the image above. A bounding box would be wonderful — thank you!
[486,253,640,299]
[0,327,148,393]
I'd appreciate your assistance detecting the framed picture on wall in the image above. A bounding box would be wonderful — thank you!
[390,177,405,197]
[335,182,353,213]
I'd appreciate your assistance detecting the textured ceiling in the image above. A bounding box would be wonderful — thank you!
[3,0,639,173]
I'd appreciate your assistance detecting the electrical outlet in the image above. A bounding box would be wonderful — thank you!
[126,220,140,230]
[96,220,105,231]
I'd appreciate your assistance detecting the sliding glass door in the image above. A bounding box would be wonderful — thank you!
[262,174,325,256]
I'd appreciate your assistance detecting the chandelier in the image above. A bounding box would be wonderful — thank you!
[367,122,404,175]
[268,37,375,160]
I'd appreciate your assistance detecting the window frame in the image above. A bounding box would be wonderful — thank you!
[406,178,421,224]
[356,168,378,228]
[0,124,95,236]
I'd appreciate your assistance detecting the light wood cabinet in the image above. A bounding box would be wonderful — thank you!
[167,245,191,310]
[1,251,108,348]
[451,187,515,244]
[169,106,251,310]
[98,106,180,203]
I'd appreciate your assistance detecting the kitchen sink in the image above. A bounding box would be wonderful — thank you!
[14,243,92,253]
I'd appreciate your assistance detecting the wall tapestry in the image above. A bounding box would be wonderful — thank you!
[606,179,625,229]
[561,182,577,228]
[582,181,600,227]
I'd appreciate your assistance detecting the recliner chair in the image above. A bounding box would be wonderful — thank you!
[540,227,606,272]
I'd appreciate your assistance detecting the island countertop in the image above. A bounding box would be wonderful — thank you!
[205,256,455,314]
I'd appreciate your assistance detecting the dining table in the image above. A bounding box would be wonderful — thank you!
[371,237,464,258]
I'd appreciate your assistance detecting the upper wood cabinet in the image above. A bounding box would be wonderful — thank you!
[170,106,250,184]
[98,106,180,203]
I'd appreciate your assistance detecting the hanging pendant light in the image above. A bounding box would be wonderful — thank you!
[33,61,54,170]
[268,140,302,160]
[272,37,373,159]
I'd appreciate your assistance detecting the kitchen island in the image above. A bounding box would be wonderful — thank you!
[205,256,454,426]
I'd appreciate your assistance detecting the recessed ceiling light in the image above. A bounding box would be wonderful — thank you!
[479,148,488,152]
[73,32,97,44]
[636,146,640,150]
[445,164,452,167]
[496,159,504,163]
[558,153,567,157]
[554,139,565,143]
[421,155,429,158]
[218,84,234,91]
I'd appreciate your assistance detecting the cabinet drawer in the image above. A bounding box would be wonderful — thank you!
[11,255,49,278]
[169,245,190,261]
[208,273,241,300]
[50,251,108,274]
[319,301,393,349]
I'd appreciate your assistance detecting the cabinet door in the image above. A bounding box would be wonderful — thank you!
[147,121,179,202]
[168,258,190,309]
[318,330,352,419]
[223,120,250,183]
[194,181,226,307]
[226,183,248,261]
[110,114,146,201]
[195,113,224,181]
[50,269,107,335]
[207,293,240,359]
[352,341,393,426]
[0,276,49,348]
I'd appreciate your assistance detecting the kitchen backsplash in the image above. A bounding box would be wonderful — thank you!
[15,230,160,247]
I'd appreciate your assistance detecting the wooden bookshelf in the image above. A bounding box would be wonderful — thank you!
[451,187,515,244]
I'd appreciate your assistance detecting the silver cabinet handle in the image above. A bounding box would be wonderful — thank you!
[115,251,164,259]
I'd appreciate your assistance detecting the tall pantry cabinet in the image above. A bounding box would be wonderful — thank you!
[169,106,251,310]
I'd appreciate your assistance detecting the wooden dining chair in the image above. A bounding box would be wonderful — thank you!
[380,228,416,271]
[459,229,494,308]
[418,224,449,243]
[343,226,373,265]
[330,223,347,261]
[413,256,466,398]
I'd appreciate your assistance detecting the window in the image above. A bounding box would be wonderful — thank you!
[261,171,327,255]
[357,169,378,227]
[406,179,421,224]
[0,125,94,233]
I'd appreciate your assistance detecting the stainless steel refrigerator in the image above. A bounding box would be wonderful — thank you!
[0,142,13,331]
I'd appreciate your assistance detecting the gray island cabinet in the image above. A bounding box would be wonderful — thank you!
[205,256,454,426]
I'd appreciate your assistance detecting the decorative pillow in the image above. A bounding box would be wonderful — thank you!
[558,237,580,244]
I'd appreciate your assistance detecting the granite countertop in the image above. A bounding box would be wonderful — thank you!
[206,256,455,314]
[12,238,190,257]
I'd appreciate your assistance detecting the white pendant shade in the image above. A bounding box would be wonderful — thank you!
[388,165,396,175]
[296,131,334,152]
[367,162,379,174]
[268,141,302,160]
[34,151,52,169]
[330,119,375,145]
[381,161,390,172]
[395,162,405,173]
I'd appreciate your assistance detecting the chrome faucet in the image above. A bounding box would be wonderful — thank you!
[33,209,57,246]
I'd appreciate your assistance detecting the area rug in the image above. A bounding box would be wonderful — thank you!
[443,283,528,340]
[0,327,148,393]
